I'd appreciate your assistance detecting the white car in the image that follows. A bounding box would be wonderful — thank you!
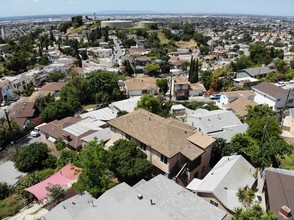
[30,127,40,137]
[277,81,286,87]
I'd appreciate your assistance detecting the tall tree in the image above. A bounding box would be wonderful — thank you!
[109,140,153,185]
[188,56,194,82]
[136,94,161,114]
[73,140,115,198]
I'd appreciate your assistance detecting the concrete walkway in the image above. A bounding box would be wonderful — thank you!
[8,203,48,220]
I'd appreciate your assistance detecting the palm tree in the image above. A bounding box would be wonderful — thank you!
[237,187,256,208]
[237,187,246,205]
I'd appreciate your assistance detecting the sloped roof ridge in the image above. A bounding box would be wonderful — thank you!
[209,155,241,191]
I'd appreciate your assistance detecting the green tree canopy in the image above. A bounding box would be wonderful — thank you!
[230,133,259,165]
[246,105,276,122]
[211,138,231,162]
[109,140,153,185]
[57,150,79,168]
[87,70,124,103]
[246,116,281,141]
[144,63,161,76]
[45,184,66,203]
[156,78,168,94]
[34,94,55,113]
[234,204,278,220]
[249,44,272,65]
[73,140,115,198]
[14,143,56,172]
[47,71,65,82]
[40,100,75,122]
[137,94,161,114]
[0,182,10,200]
[71,16,83,28]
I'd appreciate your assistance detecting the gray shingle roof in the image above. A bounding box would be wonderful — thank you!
[190,155,256,212]
[0,161,26,185]
[243,67,272,77]
[187,109,244,134]
[264,168,294,219]
[252,82,288,100]
[45,175,227,220]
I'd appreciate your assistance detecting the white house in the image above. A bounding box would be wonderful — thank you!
[219,90,255,106]
[186,109,248,143]
[24,69,48,86]
[252,82,294,110]
[88,47,113,58]
[0,80,15,101]
[1,74,29,93]
[187,155,256,215]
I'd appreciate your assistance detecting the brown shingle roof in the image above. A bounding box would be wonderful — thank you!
[222,90,255,99]
[187,133,215,150]
[252,82,288,100]
[135,56,151,62]
[108,109,205,159]
[10,102,35,119]
[225,97,258,117]
[265,168,294,219]
[173,76,190,84]
[124,77,158,91]
[40,82,67,92]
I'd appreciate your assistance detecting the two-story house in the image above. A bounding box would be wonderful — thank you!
[108,109,215,184]
[252,82,294,110]
[171,76,206,99]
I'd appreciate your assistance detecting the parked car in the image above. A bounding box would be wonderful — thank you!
[30,127,40,137]
[176,96,188,100]
[277,81,286,87]
[1,100,10,107]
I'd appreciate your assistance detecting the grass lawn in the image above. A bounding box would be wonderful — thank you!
[280,153,294,170]
[69,24,87,34]
[89,22,101,29]
[0,64,6,74]
[280,137,294,169]
[0,195,24,219]
[175,39,197,51]
[83,104,97,110]
[157,32,170,44]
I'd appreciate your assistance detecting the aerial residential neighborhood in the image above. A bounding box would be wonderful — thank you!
[0,1,293,219]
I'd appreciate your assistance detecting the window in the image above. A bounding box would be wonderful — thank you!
[194,172,199,178]
[201,166,205,173]
[160,155,168,164]
[140,143,146,151]
[288,99,294,104]
[189,156,202,170]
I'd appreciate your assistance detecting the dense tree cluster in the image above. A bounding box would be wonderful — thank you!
[211,105,292,167]
[109,140,153,185]
[40,70,124,122]
[14,142,57,172]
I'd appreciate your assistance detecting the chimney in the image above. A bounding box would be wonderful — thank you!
[150,199,155,205]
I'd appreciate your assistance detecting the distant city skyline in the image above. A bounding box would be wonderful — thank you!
[0,0,294,18]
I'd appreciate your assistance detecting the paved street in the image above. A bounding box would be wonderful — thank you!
[111,36,125,66]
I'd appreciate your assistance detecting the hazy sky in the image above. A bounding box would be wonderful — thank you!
[0,0,293,17]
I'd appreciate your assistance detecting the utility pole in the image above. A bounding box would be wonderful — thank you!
[169,72,172,101]
[4,109,15,144]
